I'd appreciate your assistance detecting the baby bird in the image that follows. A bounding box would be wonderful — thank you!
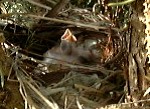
[43,29,100,65]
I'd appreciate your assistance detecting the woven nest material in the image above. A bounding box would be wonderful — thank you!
[14,27,123,108]
[4,3,126,109]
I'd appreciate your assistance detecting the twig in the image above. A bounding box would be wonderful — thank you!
[46,0,69,17]
[74,84,103,94]
[26,14,107,30]
[24,0,52,10]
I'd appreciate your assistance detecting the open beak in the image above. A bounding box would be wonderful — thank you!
[61,29,77,42]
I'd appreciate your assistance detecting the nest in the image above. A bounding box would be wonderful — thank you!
[2,1,127,109]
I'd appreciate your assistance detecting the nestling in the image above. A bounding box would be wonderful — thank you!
[43,29,100,65]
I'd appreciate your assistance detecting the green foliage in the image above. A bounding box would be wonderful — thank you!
[0,0,40,27]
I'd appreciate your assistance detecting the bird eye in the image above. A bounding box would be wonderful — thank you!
[78,56,89,64]
[84,39,98,48]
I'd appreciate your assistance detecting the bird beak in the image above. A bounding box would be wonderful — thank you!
[61,29,77,42]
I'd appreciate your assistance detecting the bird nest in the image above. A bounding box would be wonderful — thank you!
[3,3,126,109]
